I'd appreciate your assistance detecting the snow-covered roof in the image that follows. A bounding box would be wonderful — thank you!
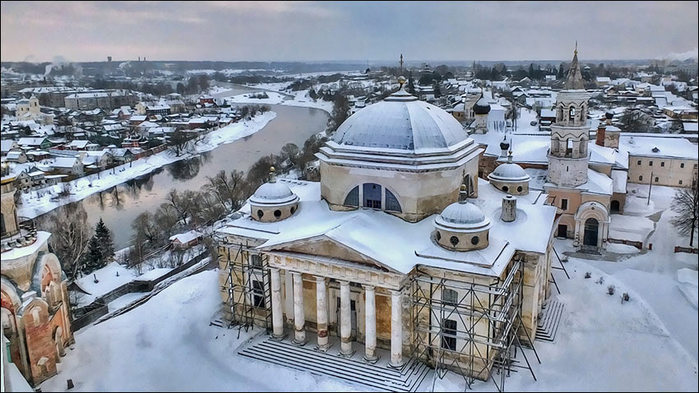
[434,201,492,233]
[611,170,627,194]
[619,136,698,160]
[332,87,468,153]
[249,181,299,206]
[218,179,556,277]
[51,156,80,168]
[169,230,202,244]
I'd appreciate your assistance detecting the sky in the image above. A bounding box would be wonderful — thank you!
[1,1,697,63]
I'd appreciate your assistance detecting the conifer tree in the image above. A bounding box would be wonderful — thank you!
[83,235,104,274]
[95,218,115,262]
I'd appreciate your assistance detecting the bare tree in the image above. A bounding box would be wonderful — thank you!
[671,177,699,247]
[168,129,193,157]
[204,169,247,213]
[38,204,91,279]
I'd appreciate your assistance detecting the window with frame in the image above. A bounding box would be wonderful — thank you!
[661,162,665,167]
[637,160,641,165]
[441,319,457,350]
[680,163,685,168]
[639,175,643,181]
[385,189,402,212]
[561,199,568,210]
[250,254,263,269]
[442,288,458,306]
[344,186,359,207]
[649,161,653,166]
[252,280,265,308]
[363,183,382,209]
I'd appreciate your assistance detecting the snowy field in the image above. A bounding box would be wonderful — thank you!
[42,180,698,392]
[17,112,276,219]
[216,86,334,113]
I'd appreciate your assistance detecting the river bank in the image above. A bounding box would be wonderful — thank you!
[18,111,277,219]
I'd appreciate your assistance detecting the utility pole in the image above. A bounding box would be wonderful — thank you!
[647,171,653,205]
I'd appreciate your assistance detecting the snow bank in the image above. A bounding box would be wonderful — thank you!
[609,214,655,243]
[605,243,641,254]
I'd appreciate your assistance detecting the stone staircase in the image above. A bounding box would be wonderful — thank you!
[535,299,565,342]
[238,337,432,392]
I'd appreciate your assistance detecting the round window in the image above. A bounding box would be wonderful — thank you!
[450,236,459,246]
[290,206,296,214]
[436,231,441,241]
[471,236,479,245]
[257,210,264,218]
[517,186,523,192]
[274,209,281,218]
[502,186,509,192]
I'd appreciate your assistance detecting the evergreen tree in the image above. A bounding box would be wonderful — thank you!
[83,235,105,274]
[95,218,115,262]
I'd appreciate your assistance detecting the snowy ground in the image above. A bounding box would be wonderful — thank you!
[43,183,697,391]
[219,87,334,113]
[17,112,276,219]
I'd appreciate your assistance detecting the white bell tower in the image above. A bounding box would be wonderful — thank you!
[547,44,591,187]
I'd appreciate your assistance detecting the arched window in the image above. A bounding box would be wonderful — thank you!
[385,189,402,212]
[442,288,458,306]
[343,186,359,207]
[363,183,382,209]
[569,106,576,122]
[256,210,264,219]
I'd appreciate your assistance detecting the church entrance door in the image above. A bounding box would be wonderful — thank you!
[583,218,599,248]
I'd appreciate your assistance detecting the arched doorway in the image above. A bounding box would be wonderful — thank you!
[583,218,599,247]
[610,200,620,213]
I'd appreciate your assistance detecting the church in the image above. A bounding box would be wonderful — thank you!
[473,47,621,253]
[1,177,74,387]
[215,72,559,388]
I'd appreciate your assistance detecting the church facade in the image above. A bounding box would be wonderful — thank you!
[1,177,74,387]
[215,79,558,386]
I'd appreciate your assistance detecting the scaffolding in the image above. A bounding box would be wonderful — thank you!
[409,258,540,392]
[219,238,273,336]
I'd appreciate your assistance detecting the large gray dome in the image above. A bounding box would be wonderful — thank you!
[332,88,468,153]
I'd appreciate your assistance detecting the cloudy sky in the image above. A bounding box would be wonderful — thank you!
[1,1,697,63]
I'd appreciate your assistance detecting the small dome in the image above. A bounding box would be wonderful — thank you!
[435,201,492,233]
[250,181,299,206]
[473,97,491,115]
[489,162,530,182]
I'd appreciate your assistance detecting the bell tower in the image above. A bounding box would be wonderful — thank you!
[547,44,591,187]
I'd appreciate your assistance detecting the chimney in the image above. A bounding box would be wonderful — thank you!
[501,194,516,222]
[596,123,606,146]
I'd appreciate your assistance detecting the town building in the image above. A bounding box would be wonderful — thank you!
[214,79,557,388]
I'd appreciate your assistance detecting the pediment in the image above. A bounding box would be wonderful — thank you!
[259,235,397,273]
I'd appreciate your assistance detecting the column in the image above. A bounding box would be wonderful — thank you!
[270,268,284,339]
[292,272,306,344]
[339,280,353,356]
[315,276,329,351]
[390,289,404,367]
[363,285,377,362]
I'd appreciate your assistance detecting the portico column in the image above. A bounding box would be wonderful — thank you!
[339,280,353,356]
[315,276,329,351]
[363,285,377,362]
[390,289,404,367]
[270,268,284,339]
[291,272,306,344]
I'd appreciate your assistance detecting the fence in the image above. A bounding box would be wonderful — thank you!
[608,237,644,250]
[674,246,699,254]
[70,251,209,331]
